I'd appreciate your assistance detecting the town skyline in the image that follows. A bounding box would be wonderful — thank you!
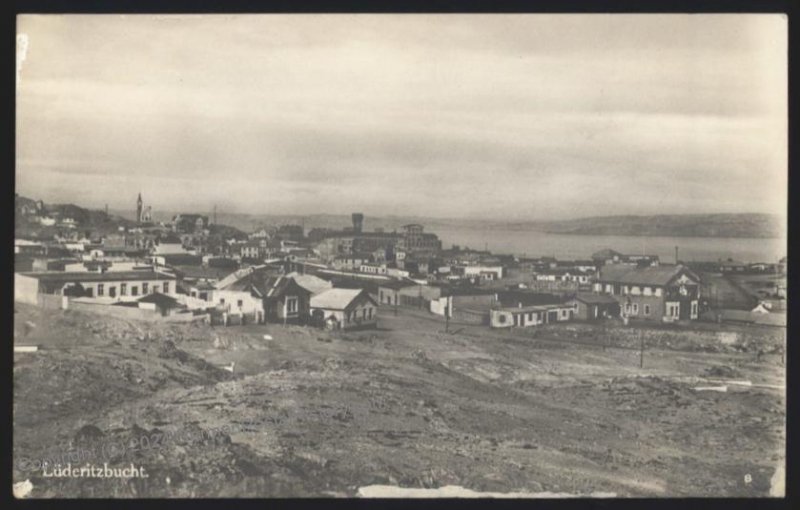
[16,14,787,222]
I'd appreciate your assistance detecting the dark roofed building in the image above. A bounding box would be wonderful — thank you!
[592,249,624,263]
[172,214,209,233]
[138,292,184,315]
[568,293,620,320]
[173,265,236,283]
[496,291,565,308]
[377,279,442,307]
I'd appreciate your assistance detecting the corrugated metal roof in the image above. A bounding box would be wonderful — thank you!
[310,288,375,310]
[288,272,333,295]
[497,291,564,307]
[21,270,175,283]
[495,303,574,313]
[571,293,620,305]
[597,264,699,286]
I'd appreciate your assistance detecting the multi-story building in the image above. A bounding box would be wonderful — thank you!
[593,264,700,322]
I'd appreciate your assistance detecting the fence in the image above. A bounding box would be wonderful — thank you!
[452,308,488,325]
[37,294,67,310]
[399,295,430,309]
[67,300,160,321]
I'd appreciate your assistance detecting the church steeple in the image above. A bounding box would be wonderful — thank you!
[136,192,143,224]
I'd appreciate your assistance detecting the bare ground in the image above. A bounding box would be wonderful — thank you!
[13,302,785,498]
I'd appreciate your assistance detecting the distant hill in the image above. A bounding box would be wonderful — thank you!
[89,206,789,240]
[521,214,784,239]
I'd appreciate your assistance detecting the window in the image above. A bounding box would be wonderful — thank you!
[143,283,149,294]
[643,287,652,296]
[109,286,116,298]
[237,299,243,308]
[498,314,506,324]
[163,282,169,293]
[286,297,298,314]
[632,304,639,315]
[362,309,367,319]
[380,291,384,302]
[120,283,127,296]
[131,286,138,296]
[691,302,698,317]
[644,304,650,316]
[220,298,225,305]
[97,284,104,296]
[655,288,663,297]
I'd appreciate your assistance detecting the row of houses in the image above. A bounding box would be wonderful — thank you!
[475,264,703,329]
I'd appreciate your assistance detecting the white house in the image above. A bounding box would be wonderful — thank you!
[310,288,378,330]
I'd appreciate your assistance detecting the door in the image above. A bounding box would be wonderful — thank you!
[666,302,679,319]
[109,286,117,298]
[679,300,691,320]
[547,311,558,323]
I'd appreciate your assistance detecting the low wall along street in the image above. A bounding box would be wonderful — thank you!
[66,300,209,323]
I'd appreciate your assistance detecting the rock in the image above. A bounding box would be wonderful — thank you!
[74,424,105,444]
[12,479,33,499]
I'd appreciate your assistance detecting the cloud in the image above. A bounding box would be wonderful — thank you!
[15,14,787,221]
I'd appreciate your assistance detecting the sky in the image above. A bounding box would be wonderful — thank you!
[16,14,787,222]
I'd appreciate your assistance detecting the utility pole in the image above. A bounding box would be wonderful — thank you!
[213,204,217,226]
[445,296,451,333]
[639,328,645,369]
[601,314,607,352]
[394,293,398,316]
[675,245,679,264]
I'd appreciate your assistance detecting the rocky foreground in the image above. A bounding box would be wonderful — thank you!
[13,303,785,497]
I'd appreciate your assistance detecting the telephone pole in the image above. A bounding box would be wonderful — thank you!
[445,296,451,333]
[639,328,645,369]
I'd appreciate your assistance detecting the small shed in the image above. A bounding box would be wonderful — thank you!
[569,293,621,320]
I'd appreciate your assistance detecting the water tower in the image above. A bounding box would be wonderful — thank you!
[352,213,364,234]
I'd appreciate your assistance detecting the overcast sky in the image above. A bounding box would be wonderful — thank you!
[16,14,787,221]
